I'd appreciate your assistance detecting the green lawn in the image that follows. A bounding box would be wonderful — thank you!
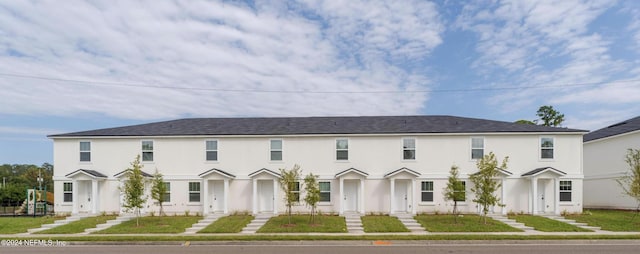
[508,214,591,232]
[95,216,202,234]
[257,215,347,233]
[35,215,118,234]
[415,214,522,232]
[198,215,254,233]
[566,209,640,231]
[0,216,65,234]
[361,215,409,232]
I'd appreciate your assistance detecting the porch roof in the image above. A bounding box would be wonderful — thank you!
[521,167,566,177]
[248,168,281,178]
[335,167,369,178]
[113,169,153,178]
[470,168,513,177]
[65,169,108,179]
[198,168,236,179]
[384,167,421,178]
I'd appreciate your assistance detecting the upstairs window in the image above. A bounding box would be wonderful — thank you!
[189,182,201,202]
[471,137,484,160]
[63,182,73,202]
[270,139,282,161]
[403,138,416,160]
[142,140,154,162]
[421,181,433,202]
[205,140,218,161]
[560,181,572,202]
[319,182,331,202]
[80,141,91,162]
[541,137,554,159]
[336,138,349,160]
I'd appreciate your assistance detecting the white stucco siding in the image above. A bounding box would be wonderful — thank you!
[584,131,640,209]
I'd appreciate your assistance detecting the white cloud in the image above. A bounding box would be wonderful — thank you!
[0,0,443,120]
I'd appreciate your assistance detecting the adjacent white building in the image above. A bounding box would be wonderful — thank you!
[583,116,640,210]
[49,115,586,216]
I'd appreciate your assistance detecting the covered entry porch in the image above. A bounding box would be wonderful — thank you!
[335,168,368,215]
[199,168,235,214]
[65,169,107,214]
[249,168,281,215]
[522,167,567,215]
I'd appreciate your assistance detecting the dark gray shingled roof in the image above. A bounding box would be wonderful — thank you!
[48,115,586,137]
[583,116,640,142]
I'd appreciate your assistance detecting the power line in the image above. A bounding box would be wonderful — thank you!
[0,72,638,94]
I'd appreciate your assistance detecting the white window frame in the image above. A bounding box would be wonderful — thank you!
[79,141,91,162]
[403,138,416,161]
[559,180,572,202]
[270,139,283,161]
[141,140,154,162]
[540,137,555,160]
[205,140,218,162]
[420,181,433,202]
[336,138,349,161]
[63,182,73,202]
[319,181,331,203]
[471,137,484,160]
[189,182,201,203]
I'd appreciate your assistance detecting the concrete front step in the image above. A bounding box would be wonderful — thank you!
[540,215,602,231]
[392,213,426,233]
[183,214,224,234]
[487,215,535,231]
[27,214,95,233]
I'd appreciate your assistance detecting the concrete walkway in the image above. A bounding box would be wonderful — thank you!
[393,213,426,233]
[82,213,136,234]
[540,214,603,231]
[24,213,94,234]
[241,213,275,234]
[183,213,224,234]
[344,212,364,233]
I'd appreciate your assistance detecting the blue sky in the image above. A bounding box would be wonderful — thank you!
[1,0,639,165]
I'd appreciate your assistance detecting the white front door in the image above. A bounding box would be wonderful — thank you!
[394,181,408,213]
[258,180,274,212]
[537,181,546,213]
[344,180,358,212]
[80,181,91,213]
[212,181,225,213]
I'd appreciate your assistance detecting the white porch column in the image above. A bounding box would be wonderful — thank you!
[203,180,209,214]
[501,178,507,215]
[531,177,538,214]
[223,179,229,214]
[389,179,395,214]
[554,178,560,215]
[339,178,344,215]
[252,179,257,215]
[91,180,98,214]
[410,179,416,215]
[72,179,78,214]
[359,179,365,214]
[273,179,278,215]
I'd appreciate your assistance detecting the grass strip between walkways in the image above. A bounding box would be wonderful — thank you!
[566,209,640,232]
[257,215,347,233]
[95,216,202,234]
[0,216,65,234]
[415,214,522,232]
[198,215,254,233]
[508,215,591,232]
[361,216,409,233]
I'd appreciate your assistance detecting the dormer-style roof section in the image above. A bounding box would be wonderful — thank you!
[335,168,369,178]
[584,116,640,142]
[198,168,236,179]
[521,167,566,177]
[65,169,108,179]
[113,169,153,178]
[48,115,587,138]
[384,167,421,178]
[248,168,281,178]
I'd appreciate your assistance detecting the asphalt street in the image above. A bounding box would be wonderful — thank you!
[2,241,640,254]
